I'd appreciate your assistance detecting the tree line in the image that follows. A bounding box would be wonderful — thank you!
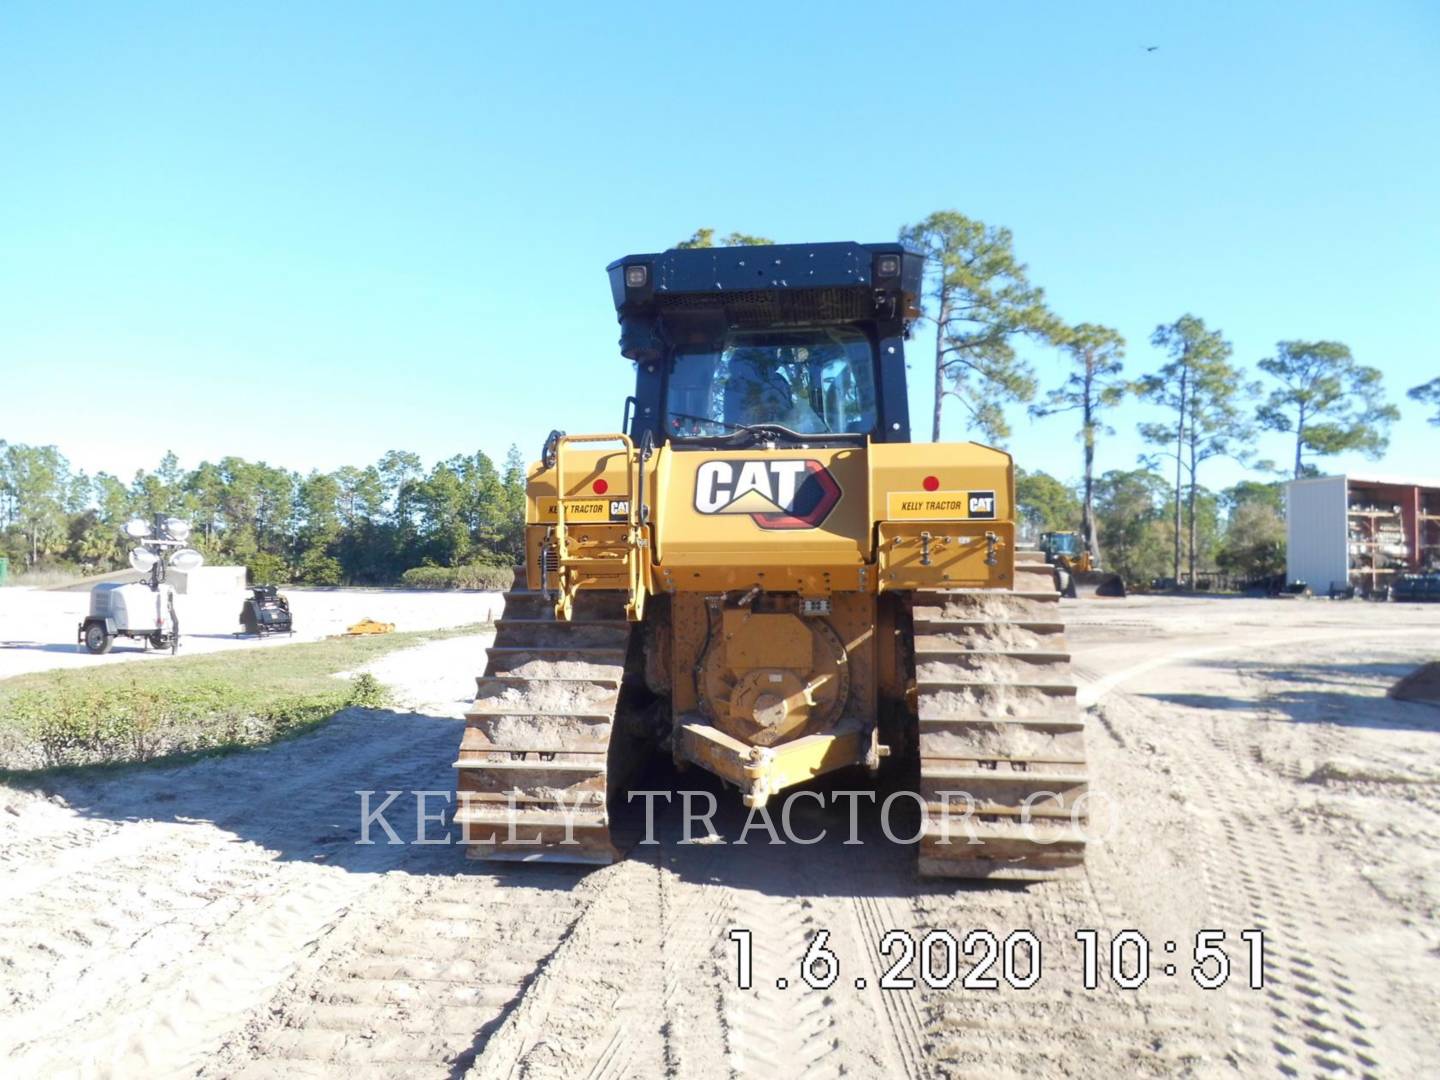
[0,442,527,585]
[899,210,1440,584]
[1013,466,1286,588]
[0,435,1284,591]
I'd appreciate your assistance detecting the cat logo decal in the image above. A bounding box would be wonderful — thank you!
[693,459,842,529]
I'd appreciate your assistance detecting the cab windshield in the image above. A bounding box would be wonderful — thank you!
[666,327,877,438]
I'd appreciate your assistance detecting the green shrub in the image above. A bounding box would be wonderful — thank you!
[452,564,516,590]
[399,565,454,589]
[348,672,388,708]
[246,552,290,585]
[4,673,388,770]
[294,550,344,586]
[400,563,515,591]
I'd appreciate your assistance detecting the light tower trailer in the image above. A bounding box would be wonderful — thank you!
[79,581,181,654]
[77,515,198,655]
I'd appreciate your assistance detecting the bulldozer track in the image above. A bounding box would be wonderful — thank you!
[456,591,637,866]
[466,841,909,1080]
[900,868,1218,1074]
[719,888,844,1079]
[910,574,1089,880]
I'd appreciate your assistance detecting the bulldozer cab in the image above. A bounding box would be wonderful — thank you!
[666,327,872,438]
[608,242,923,450]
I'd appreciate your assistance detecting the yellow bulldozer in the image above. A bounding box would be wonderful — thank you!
[455,242,1087,880]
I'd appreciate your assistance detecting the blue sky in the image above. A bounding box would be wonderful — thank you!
[2,1,1437,494]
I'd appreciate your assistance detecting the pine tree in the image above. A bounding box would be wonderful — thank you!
[899,211,1060,443]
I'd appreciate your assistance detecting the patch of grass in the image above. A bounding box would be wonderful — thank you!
[3,567,91,589]
[0,623,489,774]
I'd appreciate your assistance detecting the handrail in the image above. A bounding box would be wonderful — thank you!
[553,431,637,539]
[550,432,644,621]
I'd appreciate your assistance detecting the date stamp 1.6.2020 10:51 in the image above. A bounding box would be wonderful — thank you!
[727,927,1267,993]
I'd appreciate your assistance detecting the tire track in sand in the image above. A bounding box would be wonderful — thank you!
[207,864,588,1078]
[1180,712,1390,1078]
[465,857,667,1079]
[0,707,465,1076]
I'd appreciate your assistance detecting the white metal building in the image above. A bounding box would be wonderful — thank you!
[1286,473,1440,594]
[1286,476,1347,592]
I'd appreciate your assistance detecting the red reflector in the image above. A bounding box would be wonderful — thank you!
[922,475,940,492]
[593,479,609,495]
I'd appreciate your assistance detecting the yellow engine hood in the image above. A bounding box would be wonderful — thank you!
[652,447,869,574]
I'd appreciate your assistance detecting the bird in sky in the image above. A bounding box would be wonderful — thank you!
[1145,45,1159,52]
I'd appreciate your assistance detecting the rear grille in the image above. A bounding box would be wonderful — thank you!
[656,287,881,326]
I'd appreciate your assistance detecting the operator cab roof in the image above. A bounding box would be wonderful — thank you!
[609,241,921,445]
[606,242,923,356]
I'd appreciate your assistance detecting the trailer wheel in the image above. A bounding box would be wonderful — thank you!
[84,623,113,655]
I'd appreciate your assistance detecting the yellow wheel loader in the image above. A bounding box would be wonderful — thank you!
[455,242,1087,879]
[1038,531,1127,599]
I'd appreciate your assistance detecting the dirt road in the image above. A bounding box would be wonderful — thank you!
[1,596,1437,1077]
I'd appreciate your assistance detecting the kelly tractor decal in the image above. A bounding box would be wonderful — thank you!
[694,459,842,530]
[884,488,997,520]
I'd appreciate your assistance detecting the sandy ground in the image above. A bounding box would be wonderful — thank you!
[1,595,1439,1078]
[0,587,504,680]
